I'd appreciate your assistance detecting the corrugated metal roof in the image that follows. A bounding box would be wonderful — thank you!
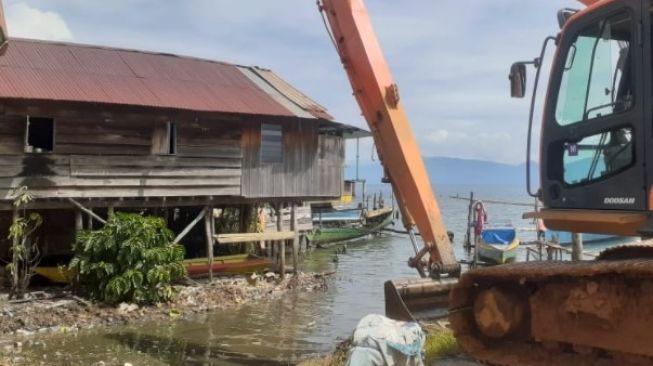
[250,67,333,120]
[0,38,335,120]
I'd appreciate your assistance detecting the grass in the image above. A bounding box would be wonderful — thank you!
[424,329,460,363]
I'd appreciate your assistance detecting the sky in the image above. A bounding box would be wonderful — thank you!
[4,0,579,166]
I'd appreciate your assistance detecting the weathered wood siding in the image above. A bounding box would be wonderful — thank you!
[242,119,343,198]
[0,115,242,199]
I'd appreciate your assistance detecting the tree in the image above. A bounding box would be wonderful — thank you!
[7,186,42,300]
[69,212,186,305]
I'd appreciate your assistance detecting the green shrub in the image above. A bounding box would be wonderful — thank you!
[69,212,186,305]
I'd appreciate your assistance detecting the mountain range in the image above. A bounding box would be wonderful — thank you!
[345,156,538,186]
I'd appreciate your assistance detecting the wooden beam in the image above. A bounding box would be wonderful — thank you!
[173,207,208,245]
[67,198,107,225]
[204,206,214,281]
[215,231,295,244]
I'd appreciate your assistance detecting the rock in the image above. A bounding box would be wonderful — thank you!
[117,303,138,314]
[124,363,133,366]
[13,341,22,349]
[15,329,33,337]
[91,361,106,366]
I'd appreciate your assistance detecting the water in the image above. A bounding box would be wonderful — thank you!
[17,185,611,365]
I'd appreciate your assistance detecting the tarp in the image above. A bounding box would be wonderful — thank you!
[481,228,516,245]
[347,314,425,366]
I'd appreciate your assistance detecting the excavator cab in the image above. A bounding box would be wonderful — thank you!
[513,0,653,236]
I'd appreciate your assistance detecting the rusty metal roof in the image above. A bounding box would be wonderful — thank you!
[0,38,335,120]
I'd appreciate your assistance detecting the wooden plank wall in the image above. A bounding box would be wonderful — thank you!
[0,115,243,199]
[241,119,344,198]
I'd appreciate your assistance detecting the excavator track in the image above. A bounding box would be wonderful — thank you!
[450,254,653,366]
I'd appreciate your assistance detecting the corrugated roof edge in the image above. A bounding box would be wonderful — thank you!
[8,36,260,71]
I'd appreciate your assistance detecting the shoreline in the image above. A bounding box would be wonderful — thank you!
[0,272,330,358]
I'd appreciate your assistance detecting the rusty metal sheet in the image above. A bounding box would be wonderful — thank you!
[249,67,333,120]
[0,38,296,117]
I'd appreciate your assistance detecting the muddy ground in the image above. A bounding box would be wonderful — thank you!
[0,272,329,345]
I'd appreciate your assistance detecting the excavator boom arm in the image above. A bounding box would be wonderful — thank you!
[319,0,458,275]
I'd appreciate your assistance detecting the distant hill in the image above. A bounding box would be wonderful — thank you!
[345,156,538,185]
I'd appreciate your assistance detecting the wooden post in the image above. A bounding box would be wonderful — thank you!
[276,205,285,279]
[107,204,115,219]
[291,203,298,275]
[572,233,583,261]
[204,206,214,281]
[74,209,83,233]
[465,191,474,250]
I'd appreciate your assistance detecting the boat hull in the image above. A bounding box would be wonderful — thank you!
[35,254,272,284]
[477,238,519,265]
[307,209,393,246]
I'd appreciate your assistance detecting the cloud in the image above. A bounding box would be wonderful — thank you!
[6,2,73,41]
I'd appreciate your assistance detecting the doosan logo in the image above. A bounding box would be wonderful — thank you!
[603,197,636,205]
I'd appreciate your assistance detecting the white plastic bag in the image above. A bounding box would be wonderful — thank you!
[347,314,425,366]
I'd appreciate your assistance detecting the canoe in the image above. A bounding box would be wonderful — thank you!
[34,254,272,284]
[307,208,393,246]
[185,256,271,278]
[477,227,520,265]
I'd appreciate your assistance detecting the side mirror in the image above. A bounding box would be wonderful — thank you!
[509,62,527,98]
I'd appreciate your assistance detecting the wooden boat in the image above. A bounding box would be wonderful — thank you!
[184,254,271,278]
[33,266,72,284]
[307,206,393,246]
[477,227,520,264]
[34,254,272,284]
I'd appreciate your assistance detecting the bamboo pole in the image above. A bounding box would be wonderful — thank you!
[291,203,298,275]
[204,206,214,281]
[173,207,208,245]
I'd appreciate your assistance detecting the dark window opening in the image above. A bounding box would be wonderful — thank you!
[168,122,177,155]
[261,124,283,163]
[26,117,54,153]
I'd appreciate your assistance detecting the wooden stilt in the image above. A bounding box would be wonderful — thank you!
[572,233,583,261]
[291,203,298,275]
[204,206,214,281]
[107,204,115,219]
[276,205,285,279]
[74,209,83,234]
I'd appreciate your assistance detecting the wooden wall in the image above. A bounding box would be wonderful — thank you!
[241,119,344,199]
[0,112,344,202]
[0,115,242,199]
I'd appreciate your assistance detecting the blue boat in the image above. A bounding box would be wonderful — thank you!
[477,227,520,264]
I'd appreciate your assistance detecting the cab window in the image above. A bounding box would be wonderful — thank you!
[555,12,633,126]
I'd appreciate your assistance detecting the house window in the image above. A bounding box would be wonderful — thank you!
[168,122,177,155]
[26,116,54,153]
[261,124,283,163]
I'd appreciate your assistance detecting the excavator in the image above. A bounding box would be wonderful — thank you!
[320,0,653,365]
[0,0,649,364]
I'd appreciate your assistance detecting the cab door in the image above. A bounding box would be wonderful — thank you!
[541,0,647,210]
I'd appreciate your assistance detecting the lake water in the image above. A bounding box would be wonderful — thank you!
[16,184,614,365]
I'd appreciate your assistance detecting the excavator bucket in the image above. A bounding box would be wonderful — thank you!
[384,278,458,322]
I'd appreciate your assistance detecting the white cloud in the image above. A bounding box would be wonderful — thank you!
[6,2,73,41]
